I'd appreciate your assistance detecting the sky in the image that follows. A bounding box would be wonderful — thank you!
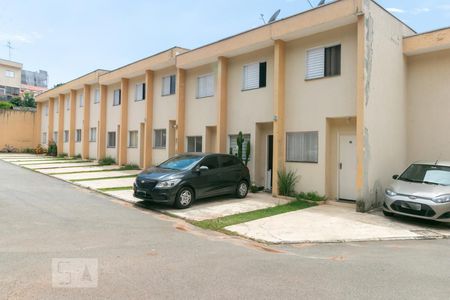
[1,0,449,87]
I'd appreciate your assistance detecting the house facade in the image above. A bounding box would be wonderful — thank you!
[35,0,450,212]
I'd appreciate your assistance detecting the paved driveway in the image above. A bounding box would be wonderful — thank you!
[1,160,450,299]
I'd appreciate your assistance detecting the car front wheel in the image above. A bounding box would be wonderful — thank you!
[236,181,249,199]
[175,187,194,209]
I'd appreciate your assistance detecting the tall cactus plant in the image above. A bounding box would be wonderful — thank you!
[236,131,244,162]
[244,139,250,166]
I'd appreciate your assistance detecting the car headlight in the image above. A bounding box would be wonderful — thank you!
[432,194,450,203]
[385,189,397,197]
[155,179,181,189]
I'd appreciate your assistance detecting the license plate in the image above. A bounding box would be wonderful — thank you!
[401,202,421,211]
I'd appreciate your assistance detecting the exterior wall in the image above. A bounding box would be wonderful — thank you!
[53,99,59,143]
[63,93,70,154]
[127,76,146,165]
[75,89,84,156]
[285,24,357,195]
[0,110,36,150]
[0,64,21,88]
[360,1,415,210]
[41,102,49,147]
[406,49,450,163]
[185,64,218,152]
[227,47,274,184]
[152,67,177,165]
[89,84,100,159]
[105,83,121,160]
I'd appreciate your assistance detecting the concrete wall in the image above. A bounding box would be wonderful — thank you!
[89,85,100,159]
[360,0,415,211]
[106,83,121,160]
[152,67,177,165]
[406,49,450,163]
[127,76,146,165]
[0,110,36,150]
[285,24,357,195]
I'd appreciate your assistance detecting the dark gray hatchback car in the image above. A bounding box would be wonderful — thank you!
[133,153,251,208]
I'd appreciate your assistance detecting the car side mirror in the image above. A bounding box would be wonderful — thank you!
[392,175,399,180]
[195,165,209,173]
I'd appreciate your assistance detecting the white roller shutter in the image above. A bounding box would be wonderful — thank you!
[243,63,259,90]
[306,47,325,79]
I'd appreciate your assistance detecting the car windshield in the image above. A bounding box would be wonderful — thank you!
[398,164,450,186]
[158,155,203,171]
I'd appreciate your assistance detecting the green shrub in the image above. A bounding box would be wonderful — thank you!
[47,141,57,156]
[297,192,327,202]
[35,144,44,154]
[0,102,13,109]
[277,169,298,196]
[57,153,68,158]
[73,154,82,159]
[10,97,23,107]
[120,164,140,170]
[99,156,116,165]
[22,148,35,154]
[250,184,259,193]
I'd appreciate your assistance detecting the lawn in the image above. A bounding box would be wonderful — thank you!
[191,200,316,232]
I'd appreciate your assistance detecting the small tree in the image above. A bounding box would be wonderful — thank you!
[10,97,23,107]
[22,92,36,108]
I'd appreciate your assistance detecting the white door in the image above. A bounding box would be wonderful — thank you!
[339,134,357,200]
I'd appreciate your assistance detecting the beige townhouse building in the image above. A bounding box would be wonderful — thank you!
[35,0,450,212]
[0,58,22,100]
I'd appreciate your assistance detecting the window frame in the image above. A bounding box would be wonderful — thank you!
[286,131,319,163]
[153,129,167,149]
[196,73,214,99]
[76,129,82,143]
[113,89,121,106]
[161,74,176,96]
[242,61,267,91]
[89,127,97,142]
[79,94,84,107]
[64,130,69,143]
[4,70,15,78]
[107,131,116,148]
[93,88,100,104]
[187,136,203,153]
[135,83,146,101]
[305,43,341,81]
[128,130,138,148]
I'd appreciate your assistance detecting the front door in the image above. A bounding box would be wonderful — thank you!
[339,134,357,200]
[266,135,273,190]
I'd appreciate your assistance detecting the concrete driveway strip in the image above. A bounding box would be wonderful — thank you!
[2,160,450,299]
[25,162,98,169]
[76,177,136,189]
[54,170,141,181]
[226,204,450,243]
[37,165,120,174]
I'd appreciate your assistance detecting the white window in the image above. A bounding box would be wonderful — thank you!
[135,83,145,101]
[53,131,58,143]
[0,87,5,95]
[107,132,116,148]
[64,130,69,143]
[55,100,59,113]
[42,132,47,144]
[90,127,97,142]
[286,131,319,163]
[128,130,138,148]
[229,134,251,160]
[187,136,202,153]
[197,74,214,98]
[44,104,48,116]
[4,70,14,78]
[113,89,121,106]
[243,62,266,90]
[66,97,70,110]
[154,129,166,148]
[79,94,84,107]
[94,88,100,104]
[306,45,341,80]
[76,129,82,142]
[162,75,176,96]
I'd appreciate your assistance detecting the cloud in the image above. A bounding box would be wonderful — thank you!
[0,32,43,44]
[412,7,431,14]
[387,7,405,14]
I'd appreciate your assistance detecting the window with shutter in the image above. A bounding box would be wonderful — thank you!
[197,74,214,98]
[94,88,100,104]
[107,132,116,148]
[306,45,341,80]
[135,83,145,101]
[90,128,97,142]
[286,131,319,163]
[128,131,138,148]
[243,62,267,90]
[64,130,69,143]
[113,89,121,106]
[79,94,84,107]
[76,129,82,142]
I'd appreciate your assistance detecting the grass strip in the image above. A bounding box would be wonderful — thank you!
[191,200,316,232]
[71,175,136,182]
[98,186,133,192]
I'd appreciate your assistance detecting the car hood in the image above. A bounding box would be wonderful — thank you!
[390,180,450,199]
[137,167,184,181]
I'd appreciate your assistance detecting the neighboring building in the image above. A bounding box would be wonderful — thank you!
[0,58,22,101]
[21,69,48,96]
[35,0,450,212]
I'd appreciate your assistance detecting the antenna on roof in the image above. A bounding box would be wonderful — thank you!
[317,0,326,6]
[268,9,281,23]
[260,14,266,24]
[5,41,14,60]
[306,0,314,8]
